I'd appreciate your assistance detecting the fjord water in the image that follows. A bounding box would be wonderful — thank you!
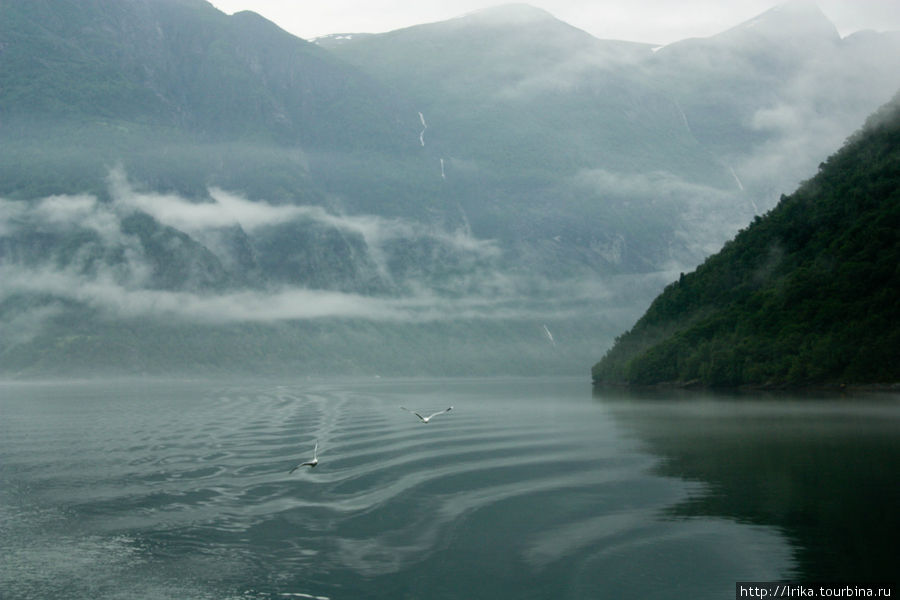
[1,379,897,599]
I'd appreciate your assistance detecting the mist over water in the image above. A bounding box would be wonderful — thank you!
[2,379,896,599]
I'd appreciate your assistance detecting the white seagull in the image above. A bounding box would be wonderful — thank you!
[289,440,319,473]
[400,406,453,423]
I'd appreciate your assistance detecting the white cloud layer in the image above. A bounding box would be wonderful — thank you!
[1,170,606,328]
[107,168,498,258]
[0,261,635,326]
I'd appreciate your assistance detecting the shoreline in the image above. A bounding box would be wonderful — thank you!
[592,380,900,394]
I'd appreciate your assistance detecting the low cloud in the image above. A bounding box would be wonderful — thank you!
[740,68,900,202]
[107,167,499,261]
[0,263,603,324]
[574,168,726,200]
[3,193,129,245]
[0,169,681,356]
[0,265,399,322]
[109,167,329,233]
[0,170,544,329]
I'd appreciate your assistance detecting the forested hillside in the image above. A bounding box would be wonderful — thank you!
[592,93,900,387]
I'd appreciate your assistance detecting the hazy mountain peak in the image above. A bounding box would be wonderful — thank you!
[461,3,557,24]
[728,0,840,42]
[444,2,598,46]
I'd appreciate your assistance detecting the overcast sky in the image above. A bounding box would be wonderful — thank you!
[207,0,900,44]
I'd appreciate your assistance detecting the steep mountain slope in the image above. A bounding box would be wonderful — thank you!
[592,92,900,387]
[0,0,415,146]
[0,0,425,201]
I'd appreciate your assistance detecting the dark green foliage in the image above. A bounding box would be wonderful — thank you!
[592,93,900,387]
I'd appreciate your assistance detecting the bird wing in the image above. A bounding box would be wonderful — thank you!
[289,440,319,473]
[402,406,447,422]
[425,407,452,420]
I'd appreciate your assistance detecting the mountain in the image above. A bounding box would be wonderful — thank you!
[318,4,685,177]
[0,0,431,204]
[1,1,899,377]
[325,1,900,266]
[652,1,841,157]
[322,3,717,174]
[591,92,900,387]
[322,4,728,266]
[651,1,900,202]
[0,0,415,147]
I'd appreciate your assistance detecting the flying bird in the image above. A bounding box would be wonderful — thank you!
[400,406,453,423]
[289,440,318,473]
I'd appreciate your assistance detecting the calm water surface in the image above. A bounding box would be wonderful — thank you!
[1,378,897,599]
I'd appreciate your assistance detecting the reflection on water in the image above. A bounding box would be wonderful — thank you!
[0,379,896,599]
[595,387,900,582]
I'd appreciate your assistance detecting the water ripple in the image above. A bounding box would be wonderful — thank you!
[0,378,815,599]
